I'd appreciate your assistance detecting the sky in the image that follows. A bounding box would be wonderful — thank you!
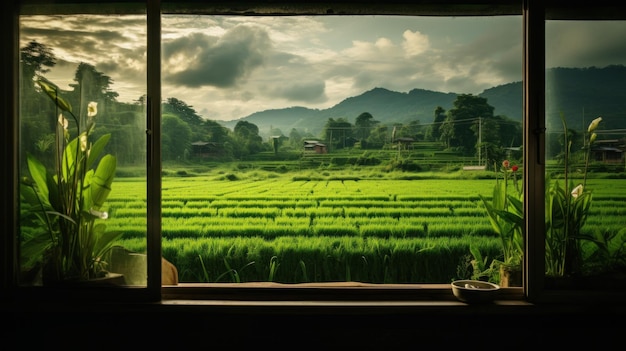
[19,14,626,122]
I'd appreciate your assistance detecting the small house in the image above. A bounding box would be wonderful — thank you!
[304,140,327,154]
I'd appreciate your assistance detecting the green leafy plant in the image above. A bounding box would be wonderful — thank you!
[479,159,524,268]
[468,245,499,283]
[20,77,121,283]
[545,115,602,277]
[578,229,626,277]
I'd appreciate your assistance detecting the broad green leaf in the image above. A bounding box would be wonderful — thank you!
[86,134,111,170]
[36,79,72,112]
[26,153,51,207]
[90,154,117,208]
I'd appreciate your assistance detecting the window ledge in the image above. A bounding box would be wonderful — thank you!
[6,282,626,316]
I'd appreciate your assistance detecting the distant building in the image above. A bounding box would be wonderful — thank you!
[592,139,624,163]
[304,140,327,154]
[191,141,220,157]
[393,137,415,150]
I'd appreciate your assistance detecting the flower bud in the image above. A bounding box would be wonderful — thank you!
[571,184,583,199]
[588,117,602,133]
[58,114,68,130]
[89,208,109,219]
[87,102,98,118]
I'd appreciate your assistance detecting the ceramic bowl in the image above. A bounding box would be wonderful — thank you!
[451,280,500,303]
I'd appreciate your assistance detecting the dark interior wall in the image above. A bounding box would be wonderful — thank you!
[5,302,625,348]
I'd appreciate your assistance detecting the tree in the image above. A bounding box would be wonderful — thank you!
[20,40,56,85]
[322,117,353,150]
[202,119,230,143]
[70,62,119,105]
[477,115,522,167]
[163,97,203,127]
[443,94,495,156]
[427,106,446,142]
[163,97,208,142]
[366,124,390,149]
[162,114,192,161]
[233,120,264,156]
[354,112,379,142]
[20,41,57,121]
[289,128,303,149]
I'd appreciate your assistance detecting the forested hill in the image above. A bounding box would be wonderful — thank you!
[217,65,626,136]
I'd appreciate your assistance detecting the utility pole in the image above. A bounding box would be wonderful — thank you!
[478,117,482,166]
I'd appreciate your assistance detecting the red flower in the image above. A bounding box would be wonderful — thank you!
[511,165,518,172]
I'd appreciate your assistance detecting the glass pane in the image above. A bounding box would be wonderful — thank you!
[18,10,148,286]
[160,14,523,286]
[545,20,626,289]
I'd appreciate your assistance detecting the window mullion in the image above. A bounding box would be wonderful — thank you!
[147,0,163,299]
[523,0,546,301]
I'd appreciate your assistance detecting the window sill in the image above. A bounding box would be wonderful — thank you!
[6,282,625,347]
[158,283,624,315]
[6,281,626,315]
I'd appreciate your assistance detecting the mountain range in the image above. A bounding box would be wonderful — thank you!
[217,65,626,137]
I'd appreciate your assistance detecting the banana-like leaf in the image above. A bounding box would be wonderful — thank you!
[26,153,50,204]
[88,154,117,209]
[20,230,55,269]
[86,134,111,170]
[61,137,81,182]
[37,79,72,112]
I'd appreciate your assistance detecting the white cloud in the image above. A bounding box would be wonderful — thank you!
[402,30,430,57]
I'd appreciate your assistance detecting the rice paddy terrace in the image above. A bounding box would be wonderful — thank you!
[105,173,626,283]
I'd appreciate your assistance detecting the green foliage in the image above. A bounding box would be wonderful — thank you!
[118,236,500,283]
[479,160,524,267]
[579,228,626,276]
[468,245,499,283]
[545,115,602,277]
[162,114,192,161]
[20,77,121,283]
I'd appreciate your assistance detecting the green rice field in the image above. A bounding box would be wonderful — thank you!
[105,173,626,284]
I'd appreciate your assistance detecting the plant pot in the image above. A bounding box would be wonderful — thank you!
[451,280,500,303]
[499,264,522,287]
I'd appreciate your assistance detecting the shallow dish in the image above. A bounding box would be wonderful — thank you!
[451,280,500,304]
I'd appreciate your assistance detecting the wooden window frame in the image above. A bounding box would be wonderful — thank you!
[3,0,626,311]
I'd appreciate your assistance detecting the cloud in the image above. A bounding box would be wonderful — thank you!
[163,25,272,88]
[546,21,626,68]
[266,80,327,103]
[20,15,148,100]
[24,14,625,122]
[415,21,523,93]
[402,30,430,57]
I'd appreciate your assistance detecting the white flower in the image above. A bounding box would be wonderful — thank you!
[590,133,597,144]
[571,184,583,199]
[89,208,108,219]
[80,133,88,152]
[87,102,98,118]
[588,117,602,133]
[57,114,68,130]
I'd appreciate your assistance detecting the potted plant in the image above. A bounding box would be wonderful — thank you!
[479,159,524,287]
[545,115,602,282]
[20,76,123,285]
